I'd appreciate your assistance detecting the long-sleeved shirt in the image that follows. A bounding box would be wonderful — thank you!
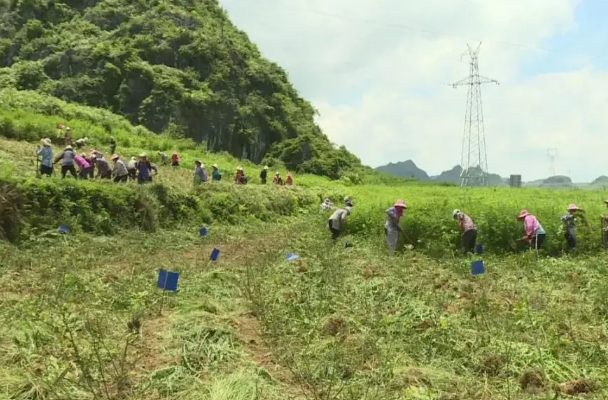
[127,159,137,170]
[37,147,53,167]
[112,159,128,177]
[95,157,110,176]
[329,208,350,231]
[385,206,402,229]
[561,212,585,234]
[458,213,476,233]
[523,215,545,238]
[54,149,75,166]
[194,166,208,182]
[74,155,90,170]
[212,169,221,181]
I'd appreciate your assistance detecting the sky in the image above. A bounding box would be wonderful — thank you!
[219,0,608,182]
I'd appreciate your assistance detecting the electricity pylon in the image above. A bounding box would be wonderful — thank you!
[450,42,498,186]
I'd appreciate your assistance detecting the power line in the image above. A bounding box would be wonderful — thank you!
[223,0,608,62]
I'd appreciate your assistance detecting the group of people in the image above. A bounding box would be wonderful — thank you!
[321,197,608,256]
[37,138,161,183]
[37,135,297,188]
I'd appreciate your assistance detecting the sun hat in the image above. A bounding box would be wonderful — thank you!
[264,165,269,169]
[212,163,218,168]
[394,199,407,208]
[517,209,530,220]
[237,166,243,171]
[111,154,119,160]
[452,209,461,217]
[65,145,72,150]
[567,203,581,211]
[41,138,52,147]
[140,152,147,158]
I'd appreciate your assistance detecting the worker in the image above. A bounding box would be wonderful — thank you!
[193,160,208,183]
[75,137,88,149]
[136,153,152,184]
[285,172,293,185]
[36,138,54,177]
[111,154,129,182]
[452,209,477,254]
[561,203,588,250]
[272,171,283,185]
[171,151,180,167]
[234,166,247,184]
[602,199,608,245]
[517,210,546,250]
[64,127,72,146]
[385,200,407,256]
[212,164,222,181]
[127,156,137,180]
[320,198,333,211]
[344,197,353,207]
[109,137,116,154]
[93,151,111,179]
[73,152,91,179]
[328,206,352,242]
[260,165,269,184]
[53,145,77,178]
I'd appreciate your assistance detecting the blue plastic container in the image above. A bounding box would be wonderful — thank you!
[157,269,179,291]
[210,248,220,261]
[470,260,485,275]
[199,226,208,237]
[476,244,483,254]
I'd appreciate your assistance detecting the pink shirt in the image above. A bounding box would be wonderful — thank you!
[459,214,475,232]
[523,215,541,238]
[74,155,90,169]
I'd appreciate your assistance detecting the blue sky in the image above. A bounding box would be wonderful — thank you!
[222,0,608,182]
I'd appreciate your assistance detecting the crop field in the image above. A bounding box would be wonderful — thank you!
[3,129,608,398]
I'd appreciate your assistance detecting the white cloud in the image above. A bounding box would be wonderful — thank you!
[220,0,608,181]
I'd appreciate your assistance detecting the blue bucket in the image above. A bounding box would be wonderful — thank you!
[470,260,485,275]
[476,244,483,254]
[199,226,208,237]
[210,248,220,261]
[157,269,179,291]
[58,225,69,234]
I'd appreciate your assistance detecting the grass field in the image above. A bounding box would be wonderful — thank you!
[3,127,608,400]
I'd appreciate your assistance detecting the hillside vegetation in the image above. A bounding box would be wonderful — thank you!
[3,130,608,399]
[0,0,363,178]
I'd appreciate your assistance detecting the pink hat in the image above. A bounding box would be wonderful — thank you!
[394,199,407,208]
[567,203,580,211]
[517,209,530,220]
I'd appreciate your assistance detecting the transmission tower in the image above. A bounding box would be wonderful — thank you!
[547,148,557,177]
[450,43,499,186]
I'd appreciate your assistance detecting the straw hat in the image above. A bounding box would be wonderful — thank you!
[237,166,243,171]
[41,138,52,147]
[263,165,269,170]
[111,154,119,160]
[452,209,461,217]
[140,152,147,158]
[517,210,530,220]
[212,163,218,169]
[567,203,582,211]
[65,145,72,150]
[393,199,407,208]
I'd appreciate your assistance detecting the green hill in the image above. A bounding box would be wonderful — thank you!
[0,0,362,178]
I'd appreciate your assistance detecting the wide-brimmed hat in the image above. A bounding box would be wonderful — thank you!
[517,210,530,220]
[212,163,218,168]
[567,203,582,211]
[263,165,269,169]
[237,166,243,171]
[394,199,407,208]
[41,138,52,147]
[452,209,461,217]
[65,145,72,150]
[65,127,71,131]
[140,152,147,158]
[111,154,119,160]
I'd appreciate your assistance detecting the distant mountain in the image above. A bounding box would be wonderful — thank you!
[375,160,430,180]
[375,161,506,186]
[376,160,602,187]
